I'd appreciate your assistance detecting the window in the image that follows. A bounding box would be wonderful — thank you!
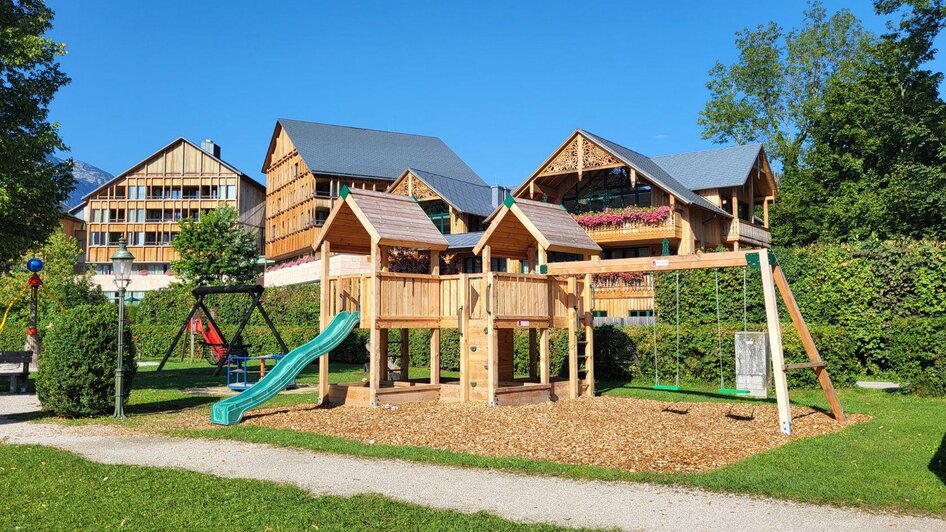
[628,310,654,317]
[225,185,236,199]
[490,258,507,272]
[562,168,652,214]
[128,209,145,222]
[315,180,331,197]
[92,209,102,223]
[462,257,482,273]
[548,251,582,263]
[422,201,451,234]
[107,232,122,244]
[604,247,652,259]
[129,185,146,199]
[96,264,112,275]
[91,232,102,246]
[113,186,126,199]
[127,231,144,246]
[520,260,530,273]
[314,208,329,226]
[593,310,608,317]
[292,163,299,177]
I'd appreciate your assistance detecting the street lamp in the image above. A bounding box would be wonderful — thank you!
[111,237,134,419]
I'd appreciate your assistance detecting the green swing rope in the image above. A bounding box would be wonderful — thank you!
[653,272,682,391]
[718,268,750,395]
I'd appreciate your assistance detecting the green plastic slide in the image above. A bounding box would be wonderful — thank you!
[210,311,360,426]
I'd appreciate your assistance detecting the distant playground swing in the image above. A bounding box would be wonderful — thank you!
[156,285,289,378]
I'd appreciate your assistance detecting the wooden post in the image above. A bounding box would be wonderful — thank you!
[319,240,331,404]
[400,328,409,381]
[567,276,578,399]
[538,245,550,387]
[486,270,499,406]
[430,249,441,385]
[458,273,470,402]
[528,329,538,380]
[763,197,771,228]
[759,250,792,434]
[369,240,381,407]
[773,265,846,422]
[583,271,595,396]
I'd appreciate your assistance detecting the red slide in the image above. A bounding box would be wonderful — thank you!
[192,317,229,363]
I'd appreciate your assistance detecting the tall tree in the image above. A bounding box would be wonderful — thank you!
[0,1,73,265]
[775,0,946,243]
[172,206,260,286]
[698,1,867,174]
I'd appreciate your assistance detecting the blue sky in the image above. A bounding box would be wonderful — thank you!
[47,1,945,187]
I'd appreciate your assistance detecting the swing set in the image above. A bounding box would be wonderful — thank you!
[651,268,752,395]
[546,249,845,435]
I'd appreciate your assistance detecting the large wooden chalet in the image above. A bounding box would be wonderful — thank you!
[261,119,498,262]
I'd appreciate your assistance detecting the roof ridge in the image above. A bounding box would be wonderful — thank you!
[278,118,442,141]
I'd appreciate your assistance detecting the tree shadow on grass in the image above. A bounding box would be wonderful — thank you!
[930,432,946,487]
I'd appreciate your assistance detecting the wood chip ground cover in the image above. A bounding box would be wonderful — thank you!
[236,396,867,473]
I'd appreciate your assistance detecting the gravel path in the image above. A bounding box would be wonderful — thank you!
[1,396,944,531]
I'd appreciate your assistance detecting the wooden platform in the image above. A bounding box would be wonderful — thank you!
[328,380,443,407]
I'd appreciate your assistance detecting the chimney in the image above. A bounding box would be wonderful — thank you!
[201,139,221,158]
[490,185,508,208]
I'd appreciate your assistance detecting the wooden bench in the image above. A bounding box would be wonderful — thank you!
[0,351,31,393]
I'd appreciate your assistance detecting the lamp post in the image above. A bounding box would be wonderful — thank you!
[111,237,134,419]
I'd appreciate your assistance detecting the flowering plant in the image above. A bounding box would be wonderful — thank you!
[592,272,646,287]
[573,206,672,229]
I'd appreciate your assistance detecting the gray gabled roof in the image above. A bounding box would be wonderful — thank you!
[274,119,483,183]
[444,231,485,250]
[82,137,260,201]
[578,130,730,217]
[651,143,763,191]
[407,168,495,218]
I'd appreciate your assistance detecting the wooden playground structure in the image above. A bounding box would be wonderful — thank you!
[313,187,845,435]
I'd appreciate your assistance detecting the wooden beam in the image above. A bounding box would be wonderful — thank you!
[458,273,470,402]
[583,272,595,396]
[369,239,381,407]
[759,251,792,434]
[567,276,579,399]
[318,240,331,404]
[539,328,550,385]
[487,268,499,406]
[773,265,846,422]
[430,249,440,385]
[545,250,752,275]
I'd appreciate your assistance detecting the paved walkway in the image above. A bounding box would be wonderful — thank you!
[1,395,944,531]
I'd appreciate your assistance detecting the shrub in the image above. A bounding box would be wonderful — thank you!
[36,304,136,417]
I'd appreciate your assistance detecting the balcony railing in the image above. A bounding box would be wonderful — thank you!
[724,219,771,247]
[582,212,683,244]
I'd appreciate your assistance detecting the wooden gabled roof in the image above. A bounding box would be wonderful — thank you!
[313,187,449,255]
[473,196,601,259]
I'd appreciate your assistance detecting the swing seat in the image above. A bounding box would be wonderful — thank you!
[718,388,750,395]
[652,384,682,391]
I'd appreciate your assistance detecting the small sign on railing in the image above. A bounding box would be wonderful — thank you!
[651,259,670,267]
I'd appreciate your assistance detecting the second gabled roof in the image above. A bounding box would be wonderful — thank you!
[270,119,483,183]
[651,143,765,191]
[393,168,495,218]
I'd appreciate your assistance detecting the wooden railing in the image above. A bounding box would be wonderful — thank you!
[724,219,772,247]
[377,272,441,320]
[491,273,550,320]
[326,274,370,317]
[582,212,683,244]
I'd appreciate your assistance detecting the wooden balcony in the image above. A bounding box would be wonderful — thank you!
[582,212,683,245]
[724,219,771,247]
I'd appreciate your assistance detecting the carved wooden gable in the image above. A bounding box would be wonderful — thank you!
[388,172,442,202]
[538,134,622,176]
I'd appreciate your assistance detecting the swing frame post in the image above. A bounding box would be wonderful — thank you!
[758,250,793,434]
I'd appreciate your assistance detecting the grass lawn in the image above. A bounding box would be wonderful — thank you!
[0,444,578,531]
[23,359,946,516]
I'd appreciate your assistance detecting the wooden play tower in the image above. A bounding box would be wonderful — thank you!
[313,187,844,435]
